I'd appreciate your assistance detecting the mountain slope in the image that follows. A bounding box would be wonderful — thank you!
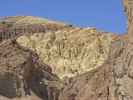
[58,1,133,100]
[0,15,118,100]
[17,27,116,79]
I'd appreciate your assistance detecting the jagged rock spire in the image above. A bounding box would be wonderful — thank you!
[123,0,133,36]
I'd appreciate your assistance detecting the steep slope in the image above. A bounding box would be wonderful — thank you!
[17,28,116,79]
[59,39,126,100]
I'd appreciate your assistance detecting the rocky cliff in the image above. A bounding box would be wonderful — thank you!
[0,16,116,79]
[17,28,115,79]
[58,0,133,100]
[0,40,62,100]
[0,0,132,100]
[0,16,116,99]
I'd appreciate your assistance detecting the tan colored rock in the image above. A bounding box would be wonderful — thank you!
[59,37,133,100]
[123,0,133,38]
[17,28,115,79]
[58,39,122,100]
[59,1,133,100]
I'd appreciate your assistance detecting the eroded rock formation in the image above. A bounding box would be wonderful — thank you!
[58,0,133,100]
[0,0,132,100]
[17,28,115,79]
[0,40,61,100]
[58,39,126,100]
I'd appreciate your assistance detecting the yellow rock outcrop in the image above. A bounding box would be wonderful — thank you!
[17,28,115,79]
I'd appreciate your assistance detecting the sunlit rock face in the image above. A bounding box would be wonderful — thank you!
[0,16,116,79]
[17,28,115,79]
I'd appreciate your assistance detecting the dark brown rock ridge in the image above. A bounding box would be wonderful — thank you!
[0,40,61,100]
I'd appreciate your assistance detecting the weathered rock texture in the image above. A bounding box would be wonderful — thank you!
[0,15,116,99]
[0,0,132,100]
[0,16,72,42]
[58,39,126,100]
[16,28,115,79]
[123,0,133,36]
[58,0,133,100]
[0,40,61,100]
[0,16,116,80]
